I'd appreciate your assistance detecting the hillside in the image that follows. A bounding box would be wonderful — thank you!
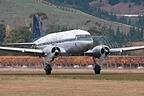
[90,0,144,14]
[0,0,131,34]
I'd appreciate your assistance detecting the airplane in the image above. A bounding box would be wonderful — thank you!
[1,14,144,75]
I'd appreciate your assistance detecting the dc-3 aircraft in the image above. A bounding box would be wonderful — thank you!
[1,14,144,75]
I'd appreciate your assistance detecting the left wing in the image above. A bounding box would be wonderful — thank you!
[110,46,144,53]
[85,45,144,59]
[0,46,44,56]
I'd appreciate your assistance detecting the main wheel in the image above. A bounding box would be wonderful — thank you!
[44,64,52,75]
[93,64,101,74]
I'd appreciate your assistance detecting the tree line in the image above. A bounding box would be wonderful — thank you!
[108,0,144,5]
[44,0,93,12]
[0,12,72,45]
[0,23,5,45]
[110,26,143,46]
[0,21,143,48]
[88,25,143,47]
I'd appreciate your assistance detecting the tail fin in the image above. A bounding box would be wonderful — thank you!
[32,14,45,41]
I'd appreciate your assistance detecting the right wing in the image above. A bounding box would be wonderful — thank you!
[0,46,44,56]
[0,45,67,61]
[2,43,35,46]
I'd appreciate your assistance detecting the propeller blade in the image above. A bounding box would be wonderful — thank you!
[98,53,105,64]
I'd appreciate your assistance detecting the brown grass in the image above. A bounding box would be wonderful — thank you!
[0,76,144,96]
[0,69,144,96]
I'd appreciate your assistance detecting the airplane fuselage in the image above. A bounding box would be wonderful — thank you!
[34,29,93,55]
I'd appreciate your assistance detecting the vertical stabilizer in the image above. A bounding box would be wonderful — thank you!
[33,14,44,41]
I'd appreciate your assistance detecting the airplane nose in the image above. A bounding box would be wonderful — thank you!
[87,41,93,48]
[74,41,93,54]
[81,41,93,51]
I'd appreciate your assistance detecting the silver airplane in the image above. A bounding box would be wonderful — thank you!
[1,14,144,75]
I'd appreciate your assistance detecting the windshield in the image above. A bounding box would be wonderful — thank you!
[76,35,93,41]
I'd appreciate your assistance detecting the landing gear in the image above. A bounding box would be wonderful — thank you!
[93,58,101,74]
[93,64,101,74]
[43,57,53,75]
[44,63,52,75]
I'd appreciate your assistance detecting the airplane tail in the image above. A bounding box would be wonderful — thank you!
[32,14,45,41]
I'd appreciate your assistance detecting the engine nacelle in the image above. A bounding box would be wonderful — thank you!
[43,45,61,61]
[92,45,110,58]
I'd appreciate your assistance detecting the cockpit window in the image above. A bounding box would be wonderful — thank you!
[76,35,92,41]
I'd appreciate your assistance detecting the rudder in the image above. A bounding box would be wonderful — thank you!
[33,14,44,41]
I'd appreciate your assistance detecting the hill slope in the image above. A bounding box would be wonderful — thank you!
[90,0,144,14]
[0,0,130,33]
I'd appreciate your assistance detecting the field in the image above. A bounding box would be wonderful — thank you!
[0,68,144,96]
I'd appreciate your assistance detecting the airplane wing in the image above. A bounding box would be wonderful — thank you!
[0,46,44,56]
[2,43,36,46]
[110,46,144,53]
[85,45,144,59]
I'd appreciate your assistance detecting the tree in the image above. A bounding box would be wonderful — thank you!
[87,27,103,35]
[138,16,144,27]
[115,26,121,46]
[6,25,11,37]
[123,0,128,3]
[127,26,142,42]
[118,16,127,24]
[108,0,120,6]
[4,26,32,43]
[130,0,142,5]
[0,23,6,45]
[128,19,132,25]
[29,12,48,20]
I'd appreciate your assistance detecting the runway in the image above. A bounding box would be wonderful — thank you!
[0,68,144,76]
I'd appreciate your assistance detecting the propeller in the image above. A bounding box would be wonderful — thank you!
[98,47,109,66]
[43,46,61,62]
[98,53,105,64]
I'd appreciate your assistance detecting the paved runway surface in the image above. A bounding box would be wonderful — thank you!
[0,68,144,75]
